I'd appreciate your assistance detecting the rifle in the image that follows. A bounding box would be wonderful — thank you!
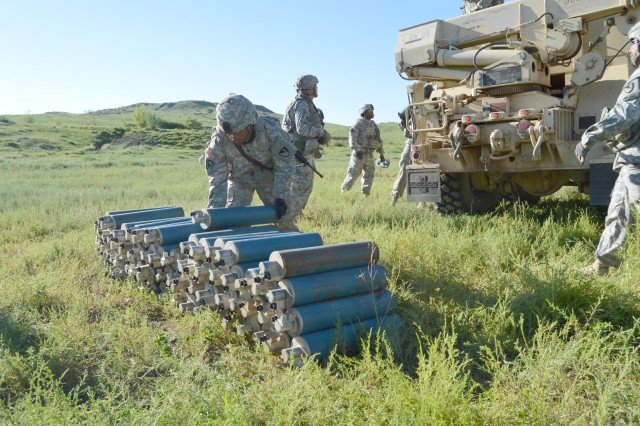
[294,150,324,178]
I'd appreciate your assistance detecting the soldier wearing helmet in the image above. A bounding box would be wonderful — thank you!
[574,21,640,275]
[340,104,385,196]
[281,74,329,229]
[204,93,297,230]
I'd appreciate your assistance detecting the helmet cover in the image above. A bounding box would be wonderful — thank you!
[216,94,258,134]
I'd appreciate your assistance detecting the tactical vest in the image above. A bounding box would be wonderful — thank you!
[283,96,320,152]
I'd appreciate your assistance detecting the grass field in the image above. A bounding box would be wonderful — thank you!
[0,106,639,424]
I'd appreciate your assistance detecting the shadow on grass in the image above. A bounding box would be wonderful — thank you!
[391,250,640,385]
[0,309,41,355]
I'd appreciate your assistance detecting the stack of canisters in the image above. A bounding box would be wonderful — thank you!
[95,205,403,365]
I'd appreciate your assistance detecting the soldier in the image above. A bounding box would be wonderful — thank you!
[340,104,385,196]
[575,21,640,275]
[462,0,504,14]
[391,110,412,206]
[281,75,330,229]
[206,93,297,230]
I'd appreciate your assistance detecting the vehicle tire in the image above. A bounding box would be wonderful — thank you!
[436,173,501,214]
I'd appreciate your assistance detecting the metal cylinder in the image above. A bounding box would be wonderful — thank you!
[268,264,388,310]
[188,224,279,243]
[204,231,288,260]
[143,222,205,246]
[210,231,292,253]
[104,205,177,216]
[100,206,185,230]
[274,290,396,337]
[436,48,516,67]
[281,314,404,366]
[260,241,379,281]
[191,205,277,230]
[411,66,474,82]
[121,216,192,233]
[217,232,324,266]
[229,262,260,279]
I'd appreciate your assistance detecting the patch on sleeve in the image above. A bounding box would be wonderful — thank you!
[205,146,216,161]
[624,80,636,94]
[278,146,291,158]
[622,78,640,101]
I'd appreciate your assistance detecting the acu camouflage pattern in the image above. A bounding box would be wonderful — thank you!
[593,165,640,267]
[391,138,412,199]
[206,116,297,228]
[216,94,258,134]
[581,67,640,266]
[582,67,640,169]
[281,93,325,228]
[205,134,227,208]
[341,118,384,195]
[392,119,413,199]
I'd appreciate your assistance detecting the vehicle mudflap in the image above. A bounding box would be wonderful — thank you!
[406,164,441,203]
[589,158,617,206]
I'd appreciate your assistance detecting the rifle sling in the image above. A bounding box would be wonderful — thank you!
[233,143,274,172]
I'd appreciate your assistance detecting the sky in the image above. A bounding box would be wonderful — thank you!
[1,1,473,126]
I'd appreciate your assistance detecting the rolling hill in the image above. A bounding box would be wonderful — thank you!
[0,100,405,155]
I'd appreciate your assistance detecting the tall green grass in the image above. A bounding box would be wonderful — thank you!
[1,145,639,424]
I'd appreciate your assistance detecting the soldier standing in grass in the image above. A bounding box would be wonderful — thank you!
[206,93,298,230]
[391,110,412,206]
[575,21,640,276]
[281,75,330,230]
[341,104,385,197]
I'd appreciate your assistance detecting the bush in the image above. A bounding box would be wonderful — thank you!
[133,105,159,130]
[185,118,203,130]
[91,128,126,149]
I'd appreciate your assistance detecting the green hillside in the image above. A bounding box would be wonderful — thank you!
[0,101,404,155]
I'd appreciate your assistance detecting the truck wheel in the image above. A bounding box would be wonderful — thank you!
[437,173,501,214]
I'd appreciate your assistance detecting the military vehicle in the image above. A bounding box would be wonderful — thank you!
[396,0,640,213]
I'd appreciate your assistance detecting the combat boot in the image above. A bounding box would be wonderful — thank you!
[579,259,609,276]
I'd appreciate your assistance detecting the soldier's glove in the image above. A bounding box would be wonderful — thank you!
[317,129,331,145]
[274,198,287,219]
[574,142,589,165]
[355,151,364,160]
[376,156,390,168]
[314,148,323,159]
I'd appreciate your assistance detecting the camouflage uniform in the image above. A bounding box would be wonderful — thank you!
[207,114,297,229]
[281,76,326,228]
[579,66,640,268]
[341,111,384,196]
[204,131,228,208]
[462,0,504,14]
[391,138,412,202]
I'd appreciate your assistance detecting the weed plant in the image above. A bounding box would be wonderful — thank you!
[0,123,639,424]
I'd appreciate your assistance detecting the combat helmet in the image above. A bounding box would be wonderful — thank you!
[216,94,258,134]
[628,21,640,43]
[359,104,374,115]
[295,75,319,91]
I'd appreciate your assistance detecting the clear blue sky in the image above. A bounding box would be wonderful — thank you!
[1,1,472,125]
